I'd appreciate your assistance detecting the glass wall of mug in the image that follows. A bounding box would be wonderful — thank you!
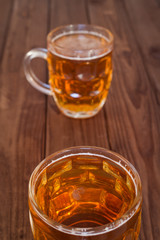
[28,146,142,240]
[24,25,113,118]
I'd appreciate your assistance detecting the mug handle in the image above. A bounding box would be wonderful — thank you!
[24,48,52,95]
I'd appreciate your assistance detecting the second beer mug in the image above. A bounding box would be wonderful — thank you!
[28,146,142,240]
[24,24,113,118]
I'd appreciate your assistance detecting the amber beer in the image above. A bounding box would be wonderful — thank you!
[47,28,113,118]
[29,147,142,240]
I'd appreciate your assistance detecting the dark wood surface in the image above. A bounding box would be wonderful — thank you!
[0,0,160,239]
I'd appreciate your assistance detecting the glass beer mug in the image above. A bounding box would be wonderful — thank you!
[28,146,142,240]
[24,24,113,119]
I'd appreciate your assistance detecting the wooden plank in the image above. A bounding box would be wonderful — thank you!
[0,0,48,239]
[123,0,160,106]
[0,0,13,62]
[48,0,90,29]
[123,0,160,238]
[87,0,160,239]
[46,0,109,155]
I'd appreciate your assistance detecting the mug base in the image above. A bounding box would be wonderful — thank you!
[60,108,101,119]
[55,98,106,119]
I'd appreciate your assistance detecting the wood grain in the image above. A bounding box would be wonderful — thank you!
[124,0,160,106]
[0,0,48,239]
[123,0,160,238]
[0,0,13,62]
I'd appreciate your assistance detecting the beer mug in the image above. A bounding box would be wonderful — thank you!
[24,24,113,118]
[28,146,142,240]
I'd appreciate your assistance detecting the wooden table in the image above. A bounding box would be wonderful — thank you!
[0,0,160,239]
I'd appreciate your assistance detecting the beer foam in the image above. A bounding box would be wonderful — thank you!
[49,31,112,60]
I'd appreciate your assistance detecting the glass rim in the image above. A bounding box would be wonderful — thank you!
[28,146,142,236]
[47,24,114,54]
